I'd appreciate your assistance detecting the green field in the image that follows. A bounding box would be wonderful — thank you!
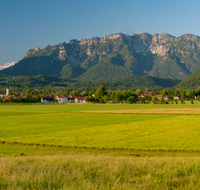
[1,103,200,112]
[1,104,200,189]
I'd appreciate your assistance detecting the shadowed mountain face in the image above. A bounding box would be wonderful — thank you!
[2,32,200,81]
[174,67,200,89]
[0,74,180,89]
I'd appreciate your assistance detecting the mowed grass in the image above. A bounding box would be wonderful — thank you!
[1,109,200,151]
[2,155,200,189]
[1,103,200,113]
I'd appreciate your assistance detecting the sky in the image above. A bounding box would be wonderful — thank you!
[0,0,200,65]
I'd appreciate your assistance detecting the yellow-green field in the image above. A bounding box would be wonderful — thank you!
[1,104,200,189]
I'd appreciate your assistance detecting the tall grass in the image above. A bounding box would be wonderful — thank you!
[1,155,200,189]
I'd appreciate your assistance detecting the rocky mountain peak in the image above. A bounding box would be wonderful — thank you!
[8,31,200,82]
[34,46,40,51]
[150,33,175,56]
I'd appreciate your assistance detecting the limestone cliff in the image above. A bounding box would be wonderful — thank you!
[2,32,200,81]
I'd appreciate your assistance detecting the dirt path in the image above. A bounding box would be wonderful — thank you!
[81,108,200,114]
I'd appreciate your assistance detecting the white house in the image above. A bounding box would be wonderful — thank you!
[75,96,86,103]
[55,95,68,103]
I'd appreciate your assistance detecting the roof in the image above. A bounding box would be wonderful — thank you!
[42,95,54,100]
[0,91,6,95]
[4,96,10,99]
[140,94,153,97]
[68,95,80,98]
[75,96,86,100]
[55,95,68,98]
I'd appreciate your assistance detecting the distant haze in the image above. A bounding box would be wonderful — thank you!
[0,61,18,70]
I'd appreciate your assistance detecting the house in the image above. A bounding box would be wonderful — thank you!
[173,95,180,100]
[3,95,11,99]
[68,97,75,103]
[155,94,163,100]
[68,95,86,103]
[75,96,86,103]
[55,95,68,103]
[139,94,154,98]
[41,95,54,104]
[163,96,168,100]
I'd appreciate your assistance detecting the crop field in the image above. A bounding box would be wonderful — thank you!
[1,104,200,189]
[1,102,200,112]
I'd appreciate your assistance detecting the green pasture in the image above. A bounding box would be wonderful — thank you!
[1,109,200,152]
[1,103,200,113]
[2,104,200,189]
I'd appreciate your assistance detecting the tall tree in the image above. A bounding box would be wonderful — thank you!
[95,85,106,100]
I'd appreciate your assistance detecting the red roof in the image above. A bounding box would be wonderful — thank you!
[55,95,67,98]
[140,94,153,97]
[76,96,86,100]
[3,96,10,99]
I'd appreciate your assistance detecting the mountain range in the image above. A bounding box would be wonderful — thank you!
[1,32,200,84]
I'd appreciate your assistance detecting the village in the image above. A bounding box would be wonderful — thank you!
[0,84,188,104]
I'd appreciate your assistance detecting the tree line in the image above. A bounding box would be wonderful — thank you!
[1,85,200,104]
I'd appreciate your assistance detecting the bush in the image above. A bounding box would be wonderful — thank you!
[159,99,166,104]
[181,99,185,104]
[174,99,178,104]
[126,96,136,104]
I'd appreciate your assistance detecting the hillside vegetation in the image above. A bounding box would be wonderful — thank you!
[0,74,180,90]
[175,68,200,89]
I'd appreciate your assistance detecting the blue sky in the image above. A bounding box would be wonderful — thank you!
[0,0,199,65]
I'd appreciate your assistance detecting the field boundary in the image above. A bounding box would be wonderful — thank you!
[80,108,200,114]
[1,140,200,154]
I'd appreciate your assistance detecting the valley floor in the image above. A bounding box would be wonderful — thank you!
[1,104,200,189]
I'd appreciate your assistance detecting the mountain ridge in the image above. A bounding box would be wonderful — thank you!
[1,32,200,81]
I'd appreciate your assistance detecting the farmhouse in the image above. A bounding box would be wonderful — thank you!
[155,94,163,100]
[173,95,180,100]
[75,96,86,103]
[68,95,86,103]
[55,95,68,103]
[41,95,54,104]
[163,96,168,100]
[139,94,153,98]
[68,97,75,103]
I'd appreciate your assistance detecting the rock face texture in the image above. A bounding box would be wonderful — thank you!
[2,32,200,81]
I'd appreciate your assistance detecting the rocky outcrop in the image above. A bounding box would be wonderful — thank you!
[150,34,175,56]
[3,32,200,81]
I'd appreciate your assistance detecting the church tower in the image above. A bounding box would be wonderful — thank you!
[6,82,9,95]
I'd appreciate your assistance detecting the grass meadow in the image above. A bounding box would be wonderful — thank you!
[2,155,200,189]
[1,104,200,189]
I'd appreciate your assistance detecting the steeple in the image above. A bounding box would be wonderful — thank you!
[6,82,9,95]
